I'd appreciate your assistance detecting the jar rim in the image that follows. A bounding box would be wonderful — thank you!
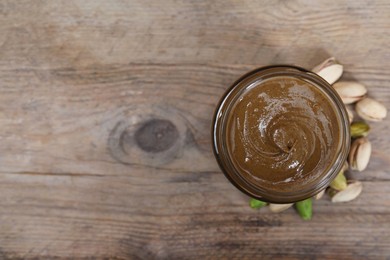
[212,65,350,203]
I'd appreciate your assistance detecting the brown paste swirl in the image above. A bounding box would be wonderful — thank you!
[226,76,340,192]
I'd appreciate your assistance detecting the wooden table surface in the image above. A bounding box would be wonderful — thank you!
[0,1,389,259]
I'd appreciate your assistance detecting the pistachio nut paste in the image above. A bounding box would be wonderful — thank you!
[226,76,341,192]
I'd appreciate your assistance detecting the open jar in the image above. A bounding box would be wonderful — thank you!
[212,65,350,203]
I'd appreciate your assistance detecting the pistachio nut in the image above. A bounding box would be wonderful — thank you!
[295,198,312,220]
[249,198,267,209]
[350,121,370,138]
[331,181,363,203]
[349,137,372,171]
[330,170,347,191]
[312,57,343,85]
[327,188,338,198]
[269,203,293,213]
[346,107,354,123]
[333,81,367,104]
[314,189,325,200]
[356,98,387,122]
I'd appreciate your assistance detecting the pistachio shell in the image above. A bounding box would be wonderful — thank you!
[269,203,293,213]
[342,161,349,172]
[314,189,325,200]
[331,181,363,203]
[356,98,387,122]
[333,81,367,104]
[349,137,372,171]
[346,107,354,123]
[312,57,343,85]
[312,57,337,72]
[355,140,372,171]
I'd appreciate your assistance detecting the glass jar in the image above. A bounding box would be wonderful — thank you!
[212,65,350,203]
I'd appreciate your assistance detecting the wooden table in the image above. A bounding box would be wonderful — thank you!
[1,1,389,259]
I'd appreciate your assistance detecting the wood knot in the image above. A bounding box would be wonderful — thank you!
[108,106,189,166]
[133,119,179,153]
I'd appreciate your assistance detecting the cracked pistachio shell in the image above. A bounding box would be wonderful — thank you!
[333,81,367,104]
[346,107,354,123]
[269,203,293,213]
[349,137,372,171]
[356,98,387,122]
[312,57,343,85]
[342,161,349,172]
[314,189,325,200]
[331,181,363,203]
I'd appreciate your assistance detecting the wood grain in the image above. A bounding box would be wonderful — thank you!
[0,0,389,259]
